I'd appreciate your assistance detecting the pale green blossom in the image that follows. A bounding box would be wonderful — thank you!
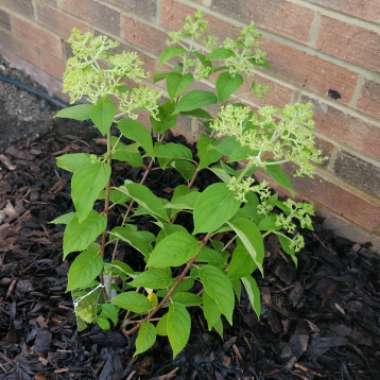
[227,176,255,203]
[223,23,266,75]
[210,103,323,177]
[63,29,159,108]
[119,87,161,120]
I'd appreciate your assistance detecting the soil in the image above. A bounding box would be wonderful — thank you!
[0,61,380,380]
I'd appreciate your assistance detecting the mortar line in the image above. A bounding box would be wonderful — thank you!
[176,0,380,81]
[308,11,321,48]
[287,0,380,33]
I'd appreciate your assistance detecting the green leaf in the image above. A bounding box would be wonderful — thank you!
[130,268,172,289]
[172,292,202,306]
[167,302,191,358]
[111,292,152,313]
[160,46,186,65]
[135,321,157,355]
[50,212,75,225]
[227,241,257,280]
[235,193,260,222]
[148,230,200,268]
[56,153,92,172]
[228,218,264,274]
[241,276,261,318]
[154,143,193,162]
[176,90,217,113]
[199,265,235,324]
[266,164,294,193]
[202,292,221,330]
[67,244,103,291]
[166,72,193,99]
[110,225,154,257]
[171,160,196,181]
[151,102,177,134]
[153,71,169,83]
[101,304,119,326]
[122,183,169,221]
[258,214,277,231]
[169,189,200,210]
[63,211,107,257]
[215,136,254,161]
[112,142,143,168]
[156,313,168,336]
[197,246,225,267]
[180,108,212,119]
[155,223,187,244]
[118,119,154,155]
[207,48,233,60]
[71,161,111,222]
[278,235,298,266]
[193,183,240,234]
[197,134,223,170]
[97,317,111,331]
[90,96,116,135]
[216,72,243,102]
[55,104,93,121]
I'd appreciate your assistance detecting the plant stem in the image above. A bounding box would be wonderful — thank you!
[111,157,155,261]
[100,131,113,299]
[188,167,199,188]
[122,234,210,336]
[100,131,112,258]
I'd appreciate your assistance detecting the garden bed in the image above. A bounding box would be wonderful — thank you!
[0,63,380,380]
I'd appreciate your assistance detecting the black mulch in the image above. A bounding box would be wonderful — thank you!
[0,61,379,379]
[0,127,379,380]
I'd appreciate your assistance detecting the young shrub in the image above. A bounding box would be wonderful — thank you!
[53,11,323,357]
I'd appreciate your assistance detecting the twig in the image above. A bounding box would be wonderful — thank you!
[111,157,155,261]
[122,234,210,336]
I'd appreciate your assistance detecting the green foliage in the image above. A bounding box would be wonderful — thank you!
[55,11,321,358]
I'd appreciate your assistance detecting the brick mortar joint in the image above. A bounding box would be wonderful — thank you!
[173,0,380,82]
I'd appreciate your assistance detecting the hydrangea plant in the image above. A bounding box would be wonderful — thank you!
[53,11,323,357]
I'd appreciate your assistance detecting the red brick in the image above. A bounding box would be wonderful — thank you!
[103,0,157,21]
[209,0,315,44]
[0,9,11,31]
[307,0,380,24]
[357,79,380,119]
[238,73,294,108]
[36,0,91,39]
[261,38,358,104]
[40,51,66,79]
[317,16,380,74]
[306,97,380,161]
[11,16,63,58]
[0,0,34,18]
[160,0,239,40]
[122,15,166,56]
[293,174,380,232]
[334,151,380,198]
[60,0,120,37]
[0,29,40,67]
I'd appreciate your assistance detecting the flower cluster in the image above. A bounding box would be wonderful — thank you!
[168,10,208,46]
[210,103,323,176]
[223,23,267,75]
[63,29,161,116]
[227,176,255,203]
[166,12,266,80]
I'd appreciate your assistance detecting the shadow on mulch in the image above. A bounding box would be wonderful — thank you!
[0,62,379,379]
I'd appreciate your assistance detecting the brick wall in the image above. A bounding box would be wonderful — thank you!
[0,0,379,249]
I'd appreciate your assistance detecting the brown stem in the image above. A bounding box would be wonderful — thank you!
[122,234,210,336]
[100,132,112,258]
[111,157,155,261]
[188,167,199,188]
